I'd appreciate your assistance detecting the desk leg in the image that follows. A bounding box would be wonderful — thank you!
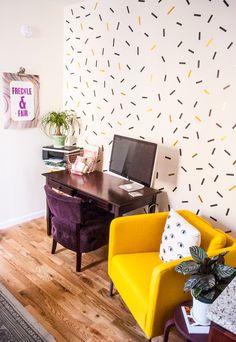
[163,318,175,342]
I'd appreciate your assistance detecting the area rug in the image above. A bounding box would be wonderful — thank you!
[0,283,55,341]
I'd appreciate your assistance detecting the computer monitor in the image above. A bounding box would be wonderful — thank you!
[109,134,157,188]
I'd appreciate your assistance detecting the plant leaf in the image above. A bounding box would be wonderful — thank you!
[203,289,216,302]
[190,246,208,263]
[175,261,200,275]
[196,274,216,291]
[192,287,202,299]
[214,264,236,279]
[184,275,201,292]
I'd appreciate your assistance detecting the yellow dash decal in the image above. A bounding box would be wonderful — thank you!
[233,160,236,165]
[150,74,154,81]
[80,23,83,30]
[173,140,178,146]
[169,115,172,122]
[188,69,192,78]
[100,69,105,73]
[195,115,202,122]
[66,81,69,89]
[77,101,80,107]
[138,16,141,25]
[78,62,81,68]
[118,63,121,70]
[91,49,95,56]
[94,2,98,10]
[86,82,89,88]
[117,121,122,126]
[97,106,101,110]
[206,38,213,47]
[167,6,175,15]
[121,92,126,96]
[150,44,157,51]
[198,195,203,203]
[192,153,198,158]
[66,53,71,56]
[204,89,210,95]
[229,185,236,191]
[106,22,109,31]
[147,108,153,112]
[220,135,227,141]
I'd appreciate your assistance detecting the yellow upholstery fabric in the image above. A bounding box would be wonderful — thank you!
[108,210,232,339]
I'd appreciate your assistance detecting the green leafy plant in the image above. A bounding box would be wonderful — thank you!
[175,246,236,303]
[41,111,79,137]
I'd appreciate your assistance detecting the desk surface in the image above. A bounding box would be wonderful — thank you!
[42,170,160,216]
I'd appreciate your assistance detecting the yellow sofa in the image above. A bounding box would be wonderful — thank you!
[108,210,233,340]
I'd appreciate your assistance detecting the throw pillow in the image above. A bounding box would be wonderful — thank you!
[159,209,201,262]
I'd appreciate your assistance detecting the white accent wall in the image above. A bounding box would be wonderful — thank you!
[64,0,236,232]
[0,0,64,229]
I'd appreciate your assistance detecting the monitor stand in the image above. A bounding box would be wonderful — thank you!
[119,181,145,192]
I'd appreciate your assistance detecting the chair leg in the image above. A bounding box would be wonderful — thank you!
[51,239,57,254]
[76,252,82,272]
[109,280,114,297]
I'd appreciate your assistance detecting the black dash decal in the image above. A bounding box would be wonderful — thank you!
[210,216,217,222]
[207,14,213,23]
[219,26,227,32]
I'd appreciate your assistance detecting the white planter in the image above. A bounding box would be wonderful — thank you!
[191,296,211,326]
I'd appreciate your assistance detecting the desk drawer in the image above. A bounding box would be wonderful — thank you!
[47,179,75,197]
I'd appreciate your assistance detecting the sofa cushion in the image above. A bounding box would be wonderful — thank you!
[160,209,201,262]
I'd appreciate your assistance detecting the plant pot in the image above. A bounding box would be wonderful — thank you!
[52,135,66,148]
[191,296,211,326]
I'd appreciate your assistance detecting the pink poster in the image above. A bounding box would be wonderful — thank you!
[2,72,40,129]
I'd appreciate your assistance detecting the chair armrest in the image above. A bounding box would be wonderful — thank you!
[145,257,192,337]
[109,213,168,258]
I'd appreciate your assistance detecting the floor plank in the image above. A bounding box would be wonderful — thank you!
[0,218,184,342]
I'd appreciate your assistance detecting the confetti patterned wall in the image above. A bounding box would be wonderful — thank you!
[64,0,236,231]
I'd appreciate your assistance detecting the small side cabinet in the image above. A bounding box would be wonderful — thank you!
[208,322,236,342]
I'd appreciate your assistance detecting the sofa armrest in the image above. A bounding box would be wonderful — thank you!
[109,213,168,258]
[145,257,192,337]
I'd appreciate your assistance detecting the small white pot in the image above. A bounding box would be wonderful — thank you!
[191,296,211,325]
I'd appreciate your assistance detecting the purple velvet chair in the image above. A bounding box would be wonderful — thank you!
[44,185,114,272]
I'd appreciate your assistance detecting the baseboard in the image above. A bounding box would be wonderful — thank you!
[0,210,46,230]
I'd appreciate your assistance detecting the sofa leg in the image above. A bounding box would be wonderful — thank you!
[109,280,114,297]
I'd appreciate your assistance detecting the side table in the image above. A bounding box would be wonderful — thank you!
[163,301,208,342]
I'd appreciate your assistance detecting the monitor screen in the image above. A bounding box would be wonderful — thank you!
[109,135,157,187]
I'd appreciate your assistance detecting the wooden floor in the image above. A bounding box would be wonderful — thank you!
[0,218,184,342]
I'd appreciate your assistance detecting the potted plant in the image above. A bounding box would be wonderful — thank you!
[41,110,80,148]
[175,246,236,325]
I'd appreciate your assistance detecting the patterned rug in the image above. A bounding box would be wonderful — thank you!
[0,283,55,341]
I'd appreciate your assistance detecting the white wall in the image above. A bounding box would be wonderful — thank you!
[0,0,64,228]
[64,0,236,232]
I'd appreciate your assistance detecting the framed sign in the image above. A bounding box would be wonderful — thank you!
[2,72,40,129]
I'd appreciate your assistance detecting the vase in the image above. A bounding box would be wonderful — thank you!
[52,135,66,148]
[191,296,211,326]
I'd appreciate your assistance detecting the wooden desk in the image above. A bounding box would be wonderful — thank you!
[42,170,160,235]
